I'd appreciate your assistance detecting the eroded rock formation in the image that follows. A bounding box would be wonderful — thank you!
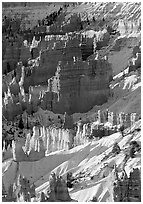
[113,168,141,202]
[2,2,141,118]
[2,109,139,162]
[2,31,113,118]
[48,173,73,202]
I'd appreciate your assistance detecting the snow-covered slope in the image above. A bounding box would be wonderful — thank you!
[3,120,141,202]
[2,2,141,202]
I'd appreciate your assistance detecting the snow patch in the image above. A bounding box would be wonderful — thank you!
[123,75,138,90]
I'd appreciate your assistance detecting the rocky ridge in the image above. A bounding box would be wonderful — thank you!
[2,2,141,118]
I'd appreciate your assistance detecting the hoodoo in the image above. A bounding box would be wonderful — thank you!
[2,2,141,202]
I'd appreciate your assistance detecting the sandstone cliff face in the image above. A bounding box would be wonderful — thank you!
[113,168,141,202]
[2,30,113,118]
[3,108,139,163]
[118,19,141,37]
[2,2,141,119]
[2,38,22,74]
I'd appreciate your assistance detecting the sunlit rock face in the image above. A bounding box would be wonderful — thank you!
[2,109,138,162]
[2,2,141,118]
[2,31,113,118]
[118,19,141,36]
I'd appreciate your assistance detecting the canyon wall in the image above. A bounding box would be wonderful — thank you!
[2,2,141,119]
[2,110,139,162]
[2,31,113,118]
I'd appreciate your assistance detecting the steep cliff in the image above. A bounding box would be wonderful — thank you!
[2,3,141,202]
[2,30,113,118]
[2,2,141,118]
